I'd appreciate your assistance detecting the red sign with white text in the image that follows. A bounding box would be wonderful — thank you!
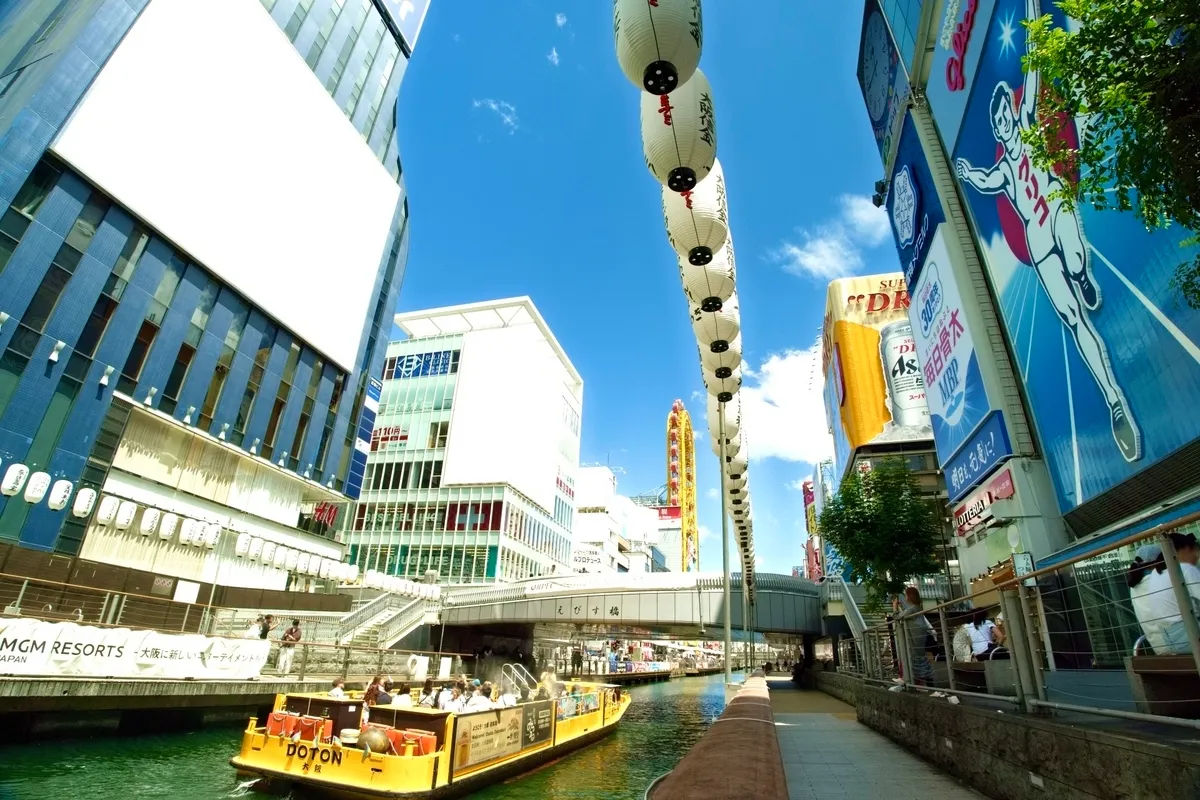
[954,467,1015,536]
[656,506,682,521]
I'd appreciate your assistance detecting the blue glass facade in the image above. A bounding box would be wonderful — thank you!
[0,0,412,553]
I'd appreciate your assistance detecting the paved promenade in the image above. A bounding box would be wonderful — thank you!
[769,678,985,800]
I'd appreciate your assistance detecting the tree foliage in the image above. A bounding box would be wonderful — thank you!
[817,458,942,611]
[1021,0,1200,305]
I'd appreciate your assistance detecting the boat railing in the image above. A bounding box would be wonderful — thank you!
[501,662,539,694]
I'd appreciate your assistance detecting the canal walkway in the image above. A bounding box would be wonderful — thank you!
[769,678,985,799]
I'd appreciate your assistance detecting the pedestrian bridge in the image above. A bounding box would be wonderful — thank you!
[440,572,823,635]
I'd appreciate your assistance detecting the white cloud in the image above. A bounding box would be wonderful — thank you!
[706,487,719,499]
[555,12,568,27]
[739,345,834,464]
[547,46,560,66]
[694,429,705,443]
[698,524,715,541]
[773,194,892,281]
[788,475,814,492]
[472,99,519,132]
[754,555,765,569]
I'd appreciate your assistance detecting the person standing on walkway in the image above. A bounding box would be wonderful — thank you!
[894,587,936,686]
[278,619,301,674]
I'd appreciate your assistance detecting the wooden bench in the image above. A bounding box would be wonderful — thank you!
[1128,655,1200,719]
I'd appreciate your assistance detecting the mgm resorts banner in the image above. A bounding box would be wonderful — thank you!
[452,700,554,777]
[0,618,270,680]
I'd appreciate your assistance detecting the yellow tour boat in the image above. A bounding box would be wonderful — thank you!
[230,680,631,799]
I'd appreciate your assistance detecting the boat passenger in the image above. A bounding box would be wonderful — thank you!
[394,682,413,707]
[418,678,438,708]
[498,681,518,707]
[437,683,454,710]
[329,679,346,698]
[376,681,396,705]
[445,686,466,712]
[465,683,493,711]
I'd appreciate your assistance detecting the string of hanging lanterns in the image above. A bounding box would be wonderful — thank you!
[613,0,756,637]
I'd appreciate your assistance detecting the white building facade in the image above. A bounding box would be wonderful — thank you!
[344,298,581,584]
[573,466,671,574]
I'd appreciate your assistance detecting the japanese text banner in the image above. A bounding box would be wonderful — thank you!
[0,618,270,680]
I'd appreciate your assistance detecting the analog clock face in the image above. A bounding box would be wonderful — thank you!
[862,11,892,125]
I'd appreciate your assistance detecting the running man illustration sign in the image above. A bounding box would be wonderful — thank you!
[953,0,1200,511]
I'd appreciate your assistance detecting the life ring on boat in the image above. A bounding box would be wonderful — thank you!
[407,654,419,676]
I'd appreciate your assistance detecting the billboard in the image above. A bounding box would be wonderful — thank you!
[856,0,909,166]
[655,506,682,521]
[926,0,998,153]
[804,537,822,581]
[822,274,933,479]
[952,0,1200,512]
[802,480,817,537]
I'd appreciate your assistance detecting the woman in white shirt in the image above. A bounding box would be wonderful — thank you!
[966,609,999,659]
[393,682,413,707]
[1131,534,1200,654]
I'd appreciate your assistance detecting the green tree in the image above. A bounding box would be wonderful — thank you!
[1020,1,1200,305]
[817,458,942,610]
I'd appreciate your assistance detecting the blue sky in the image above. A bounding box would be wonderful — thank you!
[393,1,901,574]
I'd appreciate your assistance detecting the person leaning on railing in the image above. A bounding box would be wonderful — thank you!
[1128,533,1200,654]
[893,586,937,685]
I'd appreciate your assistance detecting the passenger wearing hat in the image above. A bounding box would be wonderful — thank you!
[1129,534,1200,654]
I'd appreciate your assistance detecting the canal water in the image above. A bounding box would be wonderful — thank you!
[0,672,738,800]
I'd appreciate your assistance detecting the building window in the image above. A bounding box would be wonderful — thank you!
[189,274,217,330]
[427,421,449,449]
[0,209,30,275]
[159,326,200,415]
[234,323,276,445]
[344,17,385,116]
[75,225,150,359]
[11,160,61,220]
[116,320,159,396]
[64,195,109,253]
[198,345,235,430]
[313,371,345,476]
[284,0,314,41]
[261,341,301,461]
[363,48,398,137]
[288,357,325,469]
[307,0,348,68]
[326,0,372,94]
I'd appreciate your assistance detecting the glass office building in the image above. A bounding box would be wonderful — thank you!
[0,0,427,580]
[345,299,581,585]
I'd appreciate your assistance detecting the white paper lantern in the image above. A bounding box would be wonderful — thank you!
[680,237,735,312]
[204,523,220,549]
[235,532,252,557]
[707,393,740,452]
[157,513,178,541]
[691,291,739,350]
[248,537,264,561]
[1,463,29,497]
[47,479,73,511]
[614,0,703,94]
[140,508,162,537]
[179,519,197,546]
[318,559,331,579]
[724,438,748,478]
[348,564,361,583]
[296,552,311,573]
[700,333,742,379]
[273,545,288,569]
[725,467,748,492]
[194,524,210,547]
[732,500,751,523]
[663,162,728,266]
[641,67,716,192]
[22,471,50,504]
[115,500,137,530]
[703,364,741,403]
[72,488,98,518]
[285,549,299,570]
[308,556,322,577]
[261,541,277,564]
[430,584,441,600]
[365,569,379,589]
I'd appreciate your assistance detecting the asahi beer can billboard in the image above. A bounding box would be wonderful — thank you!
[822,273,934,480]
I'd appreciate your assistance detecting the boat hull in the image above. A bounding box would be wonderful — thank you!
[232,722,619,800]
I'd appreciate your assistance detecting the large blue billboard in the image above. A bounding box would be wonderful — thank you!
[952,0,1200,512]
[856,0,909,166]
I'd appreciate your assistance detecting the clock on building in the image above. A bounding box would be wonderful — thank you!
[860,10,893,126]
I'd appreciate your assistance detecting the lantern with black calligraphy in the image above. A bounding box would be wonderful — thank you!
[680,237,735,312]
[700,333,741,379]
[702,363,740,404]
[614,0,703,94]
[641,68,716,192]
[663,162,727,266]
[690,291,739,352]
[707,392,739,443]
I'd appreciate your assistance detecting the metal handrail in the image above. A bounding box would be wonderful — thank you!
[377,599,437,649]
[336,591,404,638]
[501,662,538,694]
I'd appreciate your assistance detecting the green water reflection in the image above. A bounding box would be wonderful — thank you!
[0,673,737,800]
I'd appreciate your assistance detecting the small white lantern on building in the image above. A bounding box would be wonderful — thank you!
[96,495,120,526]
[285,548,299,571]
[248,537,264,561]
[640,68,716,192]
[22,471,50,504]
[261,541,277,564]
[614,0,703,94]
[296,553,311,574]
[204,523,221,549]
[273,545,288,569]
[179,518,198,546]
[159,513,179,541]
[72,488,98,518]
[114,500,138,531]
[235,532,252,557]
[47,479,73,511]
[140,508,162,537]
[1,463,29,497]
